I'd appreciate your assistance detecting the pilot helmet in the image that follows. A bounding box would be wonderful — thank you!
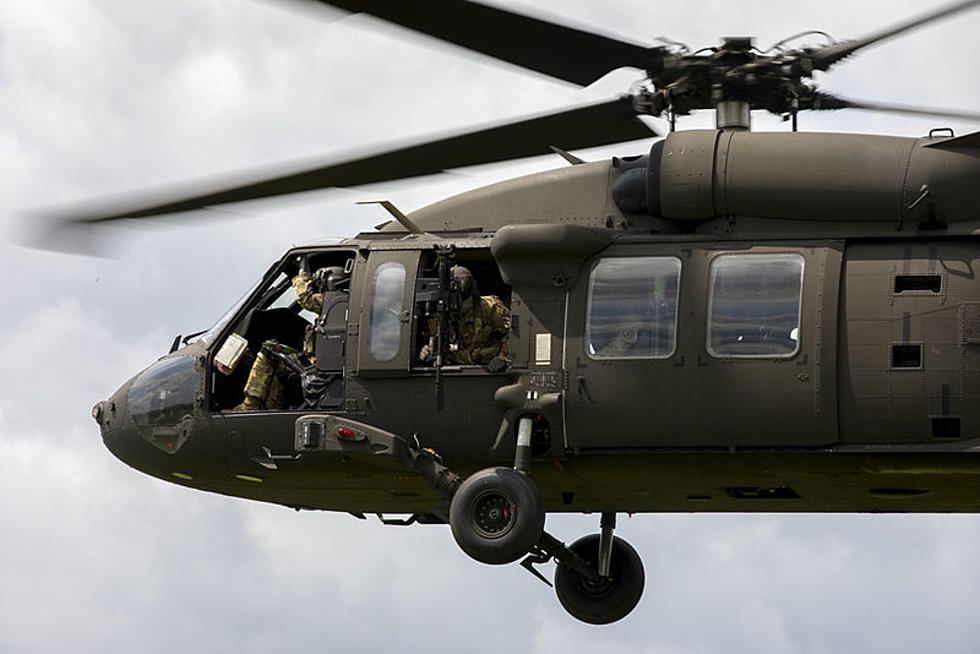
[314,266,349,292]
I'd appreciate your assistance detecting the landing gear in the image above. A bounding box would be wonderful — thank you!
[449,466,545,565]
[448,416,547,565]
[308,415,643,623]
[554,533,645,625]
[515,512,644,624]
[441,431,643,623]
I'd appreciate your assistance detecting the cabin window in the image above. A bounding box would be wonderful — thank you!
[707,253,804,358]
[586,256,681,359]
[370,261,406,361]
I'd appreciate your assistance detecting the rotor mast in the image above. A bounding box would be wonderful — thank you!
[713,36,753,131]
[715,99,751,131]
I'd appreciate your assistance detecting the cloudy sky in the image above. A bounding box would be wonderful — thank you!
[3,1,980,651]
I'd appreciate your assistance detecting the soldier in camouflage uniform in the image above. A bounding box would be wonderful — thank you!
[421,266,511,372]
[231,270,324,411]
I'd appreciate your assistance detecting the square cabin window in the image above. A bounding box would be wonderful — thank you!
[586,256,681,359]
[707,253,804,358]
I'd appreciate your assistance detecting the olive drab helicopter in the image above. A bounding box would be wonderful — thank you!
[49,0,980,624]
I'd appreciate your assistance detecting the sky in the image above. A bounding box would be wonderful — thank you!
[2,1,980,652]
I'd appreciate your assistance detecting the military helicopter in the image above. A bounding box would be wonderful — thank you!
[49,0,980,624]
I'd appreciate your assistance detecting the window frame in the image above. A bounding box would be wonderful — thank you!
[584,255,683,361]
[369,260,407,362]
[705,252,805,359]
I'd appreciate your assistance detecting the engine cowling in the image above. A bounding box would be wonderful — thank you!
[613,129,980,228]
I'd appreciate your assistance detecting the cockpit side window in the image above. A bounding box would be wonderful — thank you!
[370,261,407,361]
[706,253,804,358]
[586,256,681,359]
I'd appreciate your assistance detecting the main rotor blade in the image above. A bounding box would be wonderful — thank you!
[42,96,652,227]
[809,0,980,70]
[804,91,980,122]
[311,0,664,85]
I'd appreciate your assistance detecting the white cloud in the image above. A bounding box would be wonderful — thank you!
[0,299,166,439]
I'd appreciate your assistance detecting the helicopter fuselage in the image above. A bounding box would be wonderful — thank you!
[95,129,980,516]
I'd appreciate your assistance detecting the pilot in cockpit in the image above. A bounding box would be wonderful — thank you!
[229,265,348,411]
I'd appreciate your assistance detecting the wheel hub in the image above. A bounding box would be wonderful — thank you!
[472,491,515,539]
[572,570,616,600]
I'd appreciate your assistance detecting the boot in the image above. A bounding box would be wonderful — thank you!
[226,394,262,412]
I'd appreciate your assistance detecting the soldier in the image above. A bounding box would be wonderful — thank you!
[421,265,511,372]
[231,266,346,411]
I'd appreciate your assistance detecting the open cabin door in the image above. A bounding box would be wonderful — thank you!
[563,243,842,449]
[346,242,516,456]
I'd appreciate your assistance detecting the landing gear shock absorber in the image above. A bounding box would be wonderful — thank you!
[522,512,646,625]
[448,416,545,565]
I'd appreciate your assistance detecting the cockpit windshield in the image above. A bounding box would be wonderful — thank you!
[195,278,263,345]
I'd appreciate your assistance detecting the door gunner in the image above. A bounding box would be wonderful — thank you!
[421,266,511,372]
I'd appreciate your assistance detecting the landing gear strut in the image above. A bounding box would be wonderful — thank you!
[447,416,547,564]
[441,420,643,623]
[520,513,644,624]
[554,530,644,624]
[301,415,644,624]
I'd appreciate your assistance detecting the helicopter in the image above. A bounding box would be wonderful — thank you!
[42,0,980,625]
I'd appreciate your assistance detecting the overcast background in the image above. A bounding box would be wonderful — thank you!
[2,1,980,652]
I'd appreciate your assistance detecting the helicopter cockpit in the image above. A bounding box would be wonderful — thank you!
[209,249,355,413]
[206,241,513,417]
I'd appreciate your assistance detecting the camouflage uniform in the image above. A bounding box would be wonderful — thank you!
[422,295,511,366]
[235,272,323,411]
[292,272,324,354]
[453,295,510,364]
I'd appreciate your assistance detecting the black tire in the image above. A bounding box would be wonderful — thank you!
[554,534,645,625]
[449,467,545,565]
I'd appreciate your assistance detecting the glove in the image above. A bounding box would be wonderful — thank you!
[486,356,509,374]
[312,267,327,290]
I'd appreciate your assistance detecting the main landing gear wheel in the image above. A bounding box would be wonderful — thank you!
[554,534,645,625]
[449,466,545,565]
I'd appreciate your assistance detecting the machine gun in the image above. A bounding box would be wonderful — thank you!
[415,244,457,408]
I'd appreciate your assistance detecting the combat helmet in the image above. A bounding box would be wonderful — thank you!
[451,265,479,302]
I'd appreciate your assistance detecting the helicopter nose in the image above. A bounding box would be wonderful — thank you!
[92,386,128,439]
[93,377,138,463]
[95,354,201,470]
[91,400,105,426]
